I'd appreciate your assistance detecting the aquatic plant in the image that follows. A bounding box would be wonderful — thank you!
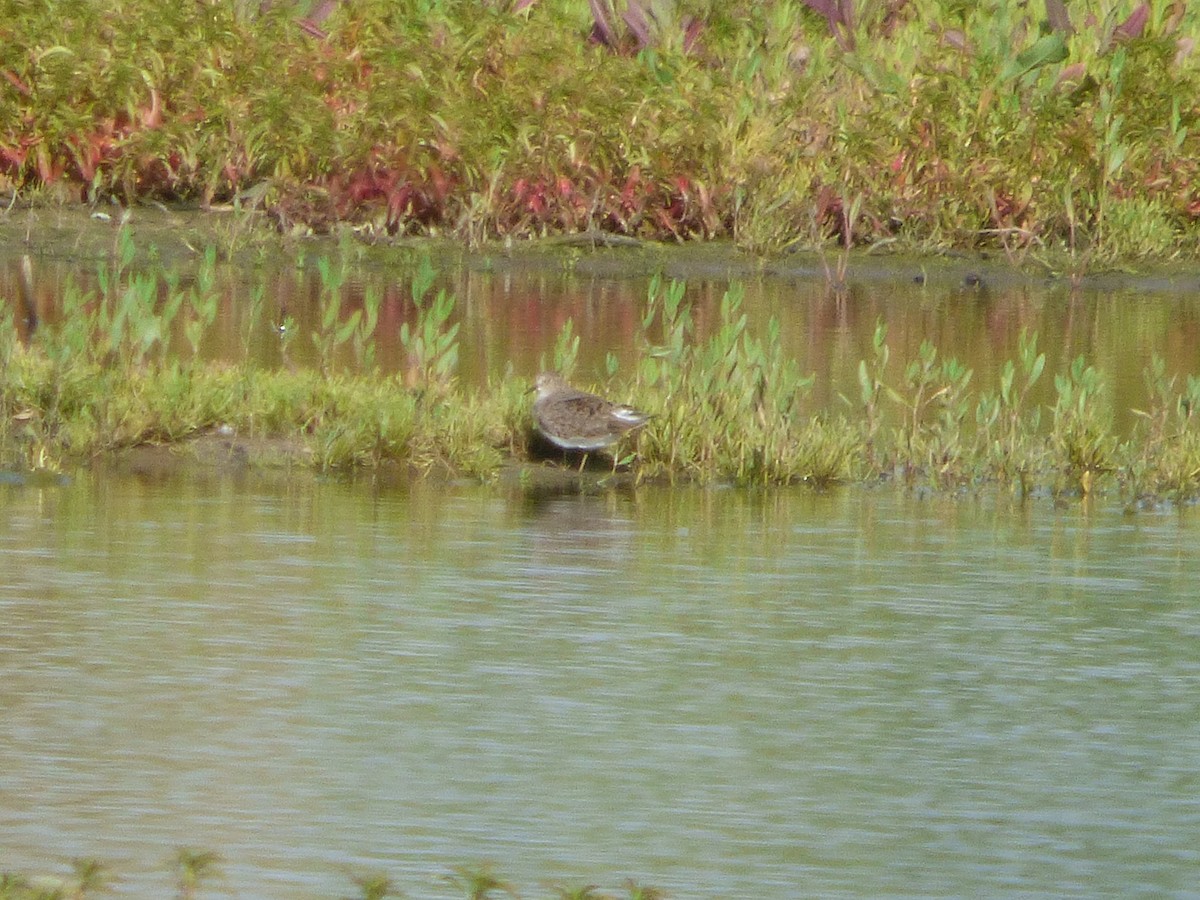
[0,857,673,900]
[6,239,1200,502]
[974,329,1046,491]
[547,317,581,379]
[893,339,974,486]
[1052,354,1117,495]
[313,255,360,374]
[183,247,221,363]
[353,285,383,372]
[173,849,221,900]
[1125,355,1200,501]
[346,870,402,900]
[0,858,109,900]
[852,321,889,462]
[551,884,613,900]
[633,278,827,484]
[445,864,516,900]
[400,256,460,392]
[621,881,667,900]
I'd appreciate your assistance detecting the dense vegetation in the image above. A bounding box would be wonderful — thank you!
[4,2,1200,500]
[3,241,1200,503]
[3,1,1199,261]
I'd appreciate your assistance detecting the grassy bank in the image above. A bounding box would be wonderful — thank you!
[3,1,1200,262]
[3,247,1200,503]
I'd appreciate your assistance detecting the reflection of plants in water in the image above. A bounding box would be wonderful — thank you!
[6,232,1200,499]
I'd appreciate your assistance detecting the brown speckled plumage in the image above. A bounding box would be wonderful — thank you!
[531,372,651,451]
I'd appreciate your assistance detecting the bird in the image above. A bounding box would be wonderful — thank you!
[530,372,652,455]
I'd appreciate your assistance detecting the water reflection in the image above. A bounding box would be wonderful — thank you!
[5,237,1200,433]
[2,473,1198,897]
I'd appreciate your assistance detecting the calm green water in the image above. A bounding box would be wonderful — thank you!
[3,472,1198,898]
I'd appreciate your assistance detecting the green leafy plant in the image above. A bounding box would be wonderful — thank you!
[400,256,460,391]
[312,255,360,373]
[975,328,1046,491]
[1052,354,1116,495]
[853,320,891,466]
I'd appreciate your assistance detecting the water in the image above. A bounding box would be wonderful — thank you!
[4,221,1200,894]
[6,219,1200,434]
[3,472,1199,898]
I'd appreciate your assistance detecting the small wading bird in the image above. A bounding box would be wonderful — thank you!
[530,371,652,467]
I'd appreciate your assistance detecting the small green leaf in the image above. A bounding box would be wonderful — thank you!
[999,33,1068,82]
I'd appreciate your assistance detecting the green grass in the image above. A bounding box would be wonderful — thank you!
[4,247,1200,503]
[3,1,1200,262]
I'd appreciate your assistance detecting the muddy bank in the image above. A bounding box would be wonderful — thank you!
[7,205,1200,294]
